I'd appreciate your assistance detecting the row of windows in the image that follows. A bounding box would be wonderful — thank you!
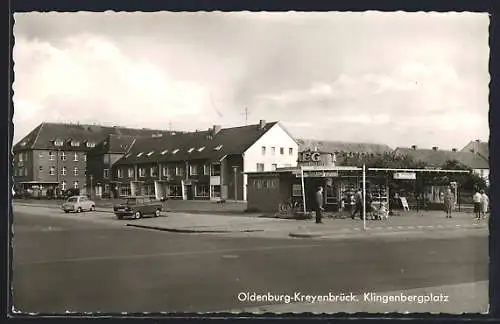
[116,164,221,179]
[17,152,29,162]
[154,184,221,198]
[43,166,81,176]
[262,146,294,156]
[47,151,87,162]
[131,145,223,159]
[52,139,95,148]
[59,180,80,191]
[251,178,278,190]
[256,163,292,172]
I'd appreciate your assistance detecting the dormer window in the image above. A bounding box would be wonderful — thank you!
[137,152,144,157]
[198,147,205,152]
[161,149,169,155]
[70,140,80,147]
[54,139,64,147]
[172,149,179,154]
[187,148,194,153]
[214,145,223,151]
[86,141,96,148]
[147,151,154,157]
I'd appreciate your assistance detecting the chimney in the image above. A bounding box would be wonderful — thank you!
[259,119,266,129]
[212,125,222,135]
[432,146,438,151]
[452,148,457,152]
[411,145,417,150]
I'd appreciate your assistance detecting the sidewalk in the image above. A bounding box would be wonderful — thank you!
[225,281,489,314]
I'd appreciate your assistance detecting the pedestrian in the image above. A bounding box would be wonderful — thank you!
[351,189,364,220]
[443,186,455,218]
[480,189,489,219]
[473,189,482,220]
[315,186,324,224]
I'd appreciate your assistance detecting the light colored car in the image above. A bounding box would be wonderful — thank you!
[61,195,96,213]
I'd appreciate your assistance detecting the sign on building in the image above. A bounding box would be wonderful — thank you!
[393,172,416,180]
[295,171,339,178]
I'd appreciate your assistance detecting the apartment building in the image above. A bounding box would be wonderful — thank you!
[12,122,174,197]
[112,120,299,201]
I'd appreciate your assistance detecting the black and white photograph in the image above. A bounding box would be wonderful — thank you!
[11,11,489,314]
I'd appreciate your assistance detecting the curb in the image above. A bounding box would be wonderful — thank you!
[288,232,325,238]
[125,224,265,234]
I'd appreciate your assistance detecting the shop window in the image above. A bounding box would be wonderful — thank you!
[211,185,221,198]
[256,163,264,172]
[190,165,198,176]
[203,164,210,175]
[119,185,132,197]
[167,185,182,198]
[195,185,209,197]
[150,167,158,177]
[138,168,146,177]
[175,166,184,176]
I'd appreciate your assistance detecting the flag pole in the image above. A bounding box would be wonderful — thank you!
[363,164,366,231]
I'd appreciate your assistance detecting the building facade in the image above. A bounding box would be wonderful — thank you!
[112,120,299,201]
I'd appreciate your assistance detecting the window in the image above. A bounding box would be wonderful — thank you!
[172,149,179,154]
[86,142,96,148]
[162,166,171,177]
[280,147,284,155]
[49,166,55,176]
[256,163,265,172]
[73,181,79,189]
[39,152,43,158]
[117,168,124,178]
[214,145,223,151]
[271,164,277,171]
[289,148,293,156]
[150,167,157,177]
[73,167,79,176]
[139,167,146,177]
[190,165,198,176]
[71,140,80,147]
[54,139,64,147]
[198,147,205,152]
[61,167,67,176]
[128,168,134,178]
[211,164,221,176]
[166,185,182,198]
[137,152,144,157]
[203,164,210,175]
[104,169,109,179]
[195,185,209,197]
[261,146,266,155]
[83,154,87,162]
[271,147,276,155]
[18,153,23,162]
[39,166,43,173]
[49,151,55,160]
[175,166,184,176]
[187,148,194,153]
[147,151,154,157]
[211,185,221,198]
[73,152,78,161]
[60,151,66,161]
[61,181,67,191]
[161,149,168,155]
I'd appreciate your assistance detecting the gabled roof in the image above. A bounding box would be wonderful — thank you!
[394,147,489,169]
[296,138,393,155]
[461,140,489,160]
[12,122,175,152]
[114,121,279,165]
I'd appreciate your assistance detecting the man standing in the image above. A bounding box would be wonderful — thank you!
[315,186,324,224]
[473,189,482,220]
[351,189,364,220]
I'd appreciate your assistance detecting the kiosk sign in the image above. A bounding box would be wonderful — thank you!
[300,151,321,163]
[393,172,416,180]
[295,171,339,178]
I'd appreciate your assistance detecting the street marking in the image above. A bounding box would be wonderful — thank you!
[16,243,323,266]
[407,226,415,229]
[417,226,424,229]
[456,225,462,227]
[427,226,433,228]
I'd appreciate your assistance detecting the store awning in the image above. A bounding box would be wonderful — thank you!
[19,181,59,184]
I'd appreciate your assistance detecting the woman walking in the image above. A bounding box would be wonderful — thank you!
[480,189,489,219]
[443,187,455,218]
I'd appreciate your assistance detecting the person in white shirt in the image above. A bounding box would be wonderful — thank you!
[473,190,482,220]
[480,190,489,219]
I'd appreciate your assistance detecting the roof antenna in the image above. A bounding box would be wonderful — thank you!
[242,106,251,126]
[210,93,223,119]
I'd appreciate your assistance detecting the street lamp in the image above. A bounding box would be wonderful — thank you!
[233,166,238,200]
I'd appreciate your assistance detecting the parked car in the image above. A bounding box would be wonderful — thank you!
[113,196,163,220]
[61,195,96,213]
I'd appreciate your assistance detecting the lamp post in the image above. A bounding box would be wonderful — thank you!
[90,174,93,200]
[233,166,238,200]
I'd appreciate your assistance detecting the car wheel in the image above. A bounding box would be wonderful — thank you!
[64,210,69,214]
[134,211,142,219]
[154,209,161,217]
[77,207,83,213]
[90,205,95,211]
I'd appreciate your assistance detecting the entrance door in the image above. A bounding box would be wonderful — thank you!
[186,185,194,200]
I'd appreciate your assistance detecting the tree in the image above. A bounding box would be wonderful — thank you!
[439,159,487,191]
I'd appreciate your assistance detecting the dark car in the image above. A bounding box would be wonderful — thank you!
[113,196,163,220]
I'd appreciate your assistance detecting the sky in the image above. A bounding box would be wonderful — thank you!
[13,11,489,149]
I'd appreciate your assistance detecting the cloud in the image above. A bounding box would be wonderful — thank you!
[13,33,213,141]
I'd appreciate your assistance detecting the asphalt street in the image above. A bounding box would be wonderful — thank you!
[11,211,488,314]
